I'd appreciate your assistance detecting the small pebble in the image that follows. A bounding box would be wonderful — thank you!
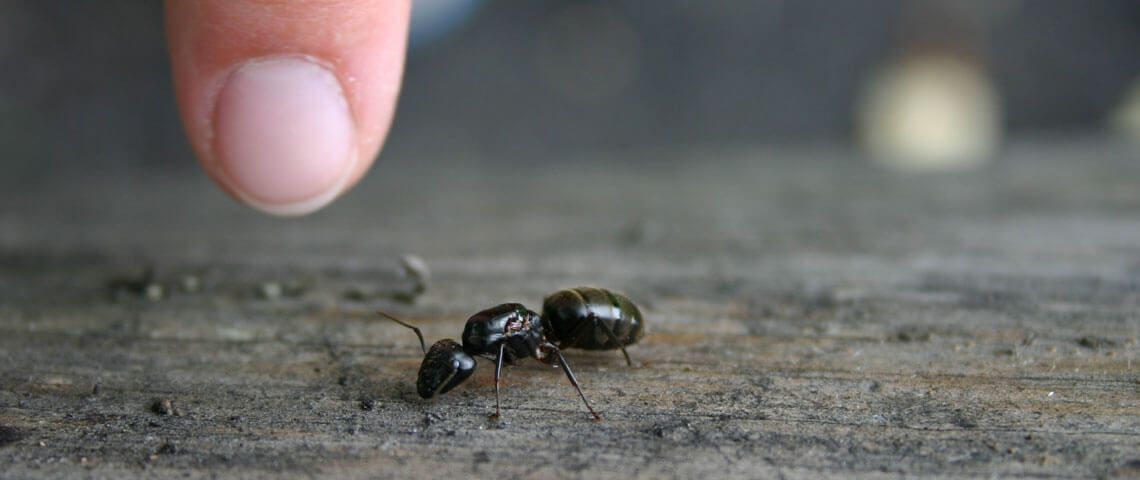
[400,254,431,299]
[400,255,430,284]
[180,275,201,293]
[150,398,178,416]
[342,288,367,301]
[258,282,283,300]
[144,284,164,301]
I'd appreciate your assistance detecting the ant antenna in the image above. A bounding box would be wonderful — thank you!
[378,310,427,354]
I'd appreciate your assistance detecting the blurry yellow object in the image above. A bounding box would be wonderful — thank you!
[859,55,1002,171]
[1110,76,1140,146]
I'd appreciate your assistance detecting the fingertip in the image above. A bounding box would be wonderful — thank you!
[212,56,357,216]
[165,0,410,215]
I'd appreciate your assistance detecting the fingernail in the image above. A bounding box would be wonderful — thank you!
[211,56,356,216]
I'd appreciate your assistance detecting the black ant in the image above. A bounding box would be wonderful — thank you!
[382,287,645,421]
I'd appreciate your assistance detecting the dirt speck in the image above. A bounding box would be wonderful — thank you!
[150,398,181,416]
[424,412,444,426]
[894,327,931,342]
[0,425,26,447]
[1111,459,1140,477]
[952,409,978,429]
[1077,336,1116,349]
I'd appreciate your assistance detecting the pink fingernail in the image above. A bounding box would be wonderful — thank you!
[212,56,356,216]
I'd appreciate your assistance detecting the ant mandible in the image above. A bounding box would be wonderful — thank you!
[382,287,645,421]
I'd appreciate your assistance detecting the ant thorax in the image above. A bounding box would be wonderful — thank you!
[503,315,532,334]
[462,303,545,361]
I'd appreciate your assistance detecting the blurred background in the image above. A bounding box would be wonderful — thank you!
[2,0,1139,181]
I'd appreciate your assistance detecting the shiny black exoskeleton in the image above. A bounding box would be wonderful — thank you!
[382,287,645,420]
[541,287,645,365]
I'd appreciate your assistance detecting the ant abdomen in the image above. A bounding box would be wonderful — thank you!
[541,287,644,361]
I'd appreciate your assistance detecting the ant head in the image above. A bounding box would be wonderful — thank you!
[416,339,476,399]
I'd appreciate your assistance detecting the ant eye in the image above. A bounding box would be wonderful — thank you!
[416,340,476,399]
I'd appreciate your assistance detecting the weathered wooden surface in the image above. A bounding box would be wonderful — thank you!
[1,138,1139,478]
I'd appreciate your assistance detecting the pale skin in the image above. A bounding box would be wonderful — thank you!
[165,0,412,216]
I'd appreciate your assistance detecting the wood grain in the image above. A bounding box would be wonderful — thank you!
[1,139,1138,478]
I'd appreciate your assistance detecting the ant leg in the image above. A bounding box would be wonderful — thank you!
[552,311,633,367]
[377,310,426,354]
[492,342,506,420]
[599,290,635,366]
[544,344,602,421]
[592,317,634,367]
